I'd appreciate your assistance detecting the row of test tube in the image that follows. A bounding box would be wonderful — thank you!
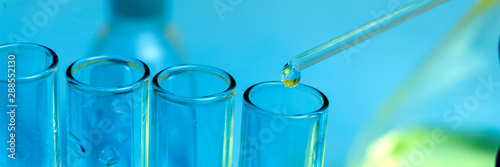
[0,43,329,167]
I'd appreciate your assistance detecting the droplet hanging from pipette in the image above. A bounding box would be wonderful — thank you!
[280,61,301,88]
[279,0,447,89]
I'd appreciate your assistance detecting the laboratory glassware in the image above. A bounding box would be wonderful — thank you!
[239,81,329,167]
[66,55,150,166]
[349,0,500,166]
[0,43,60,166]
[281,0,449,87]
[150,64,236,166]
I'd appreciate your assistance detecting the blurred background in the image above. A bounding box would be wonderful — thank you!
[1,0,499,166]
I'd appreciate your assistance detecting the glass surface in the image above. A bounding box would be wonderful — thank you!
[150,64,236,167]
[239,81,329,167]
[0,43,59,166]
[66,55,150,167]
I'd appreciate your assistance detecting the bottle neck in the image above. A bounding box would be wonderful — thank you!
[110,0,168,22]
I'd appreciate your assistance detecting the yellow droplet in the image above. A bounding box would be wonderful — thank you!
[282,79,300,88]
[280,61,301,88]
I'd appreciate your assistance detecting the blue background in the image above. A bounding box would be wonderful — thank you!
[0,0,480,166]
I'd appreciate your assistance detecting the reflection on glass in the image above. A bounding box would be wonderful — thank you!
[0,43,60,166]
[239,82,329,167]
[150,64,236,167]
[66,55,149,167]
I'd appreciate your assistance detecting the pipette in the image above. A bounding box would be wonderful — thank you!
[280,0,449,87]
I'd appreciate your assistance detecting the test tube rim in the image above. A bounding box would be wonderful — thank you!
[243,81,329,119]
[152,64,236,104]
[66,55,150,94]
[0,43,59,82]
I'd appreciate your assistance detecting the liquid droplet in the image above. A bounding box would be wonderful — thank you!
[99,146,121,166]
[280,61,301,88]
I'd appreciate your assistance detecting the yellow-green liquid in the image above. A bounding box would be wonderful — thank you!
[280,61,301,88]
[360,128,499,167]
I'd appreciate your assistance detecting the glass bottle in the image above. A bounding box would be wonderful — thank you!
[90,0,183,73]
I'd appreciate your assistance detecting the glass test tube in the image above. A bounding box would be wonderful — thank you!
[150,64,236,167]
[239,82,329,167]
[0,43,60,166]
[66,55,150,166]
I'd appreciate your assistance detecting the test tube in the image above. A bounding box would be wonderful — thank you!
[66,55,150,166]
[0,43,60,166]
[239,82,329,167]
[150,64,236,166]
